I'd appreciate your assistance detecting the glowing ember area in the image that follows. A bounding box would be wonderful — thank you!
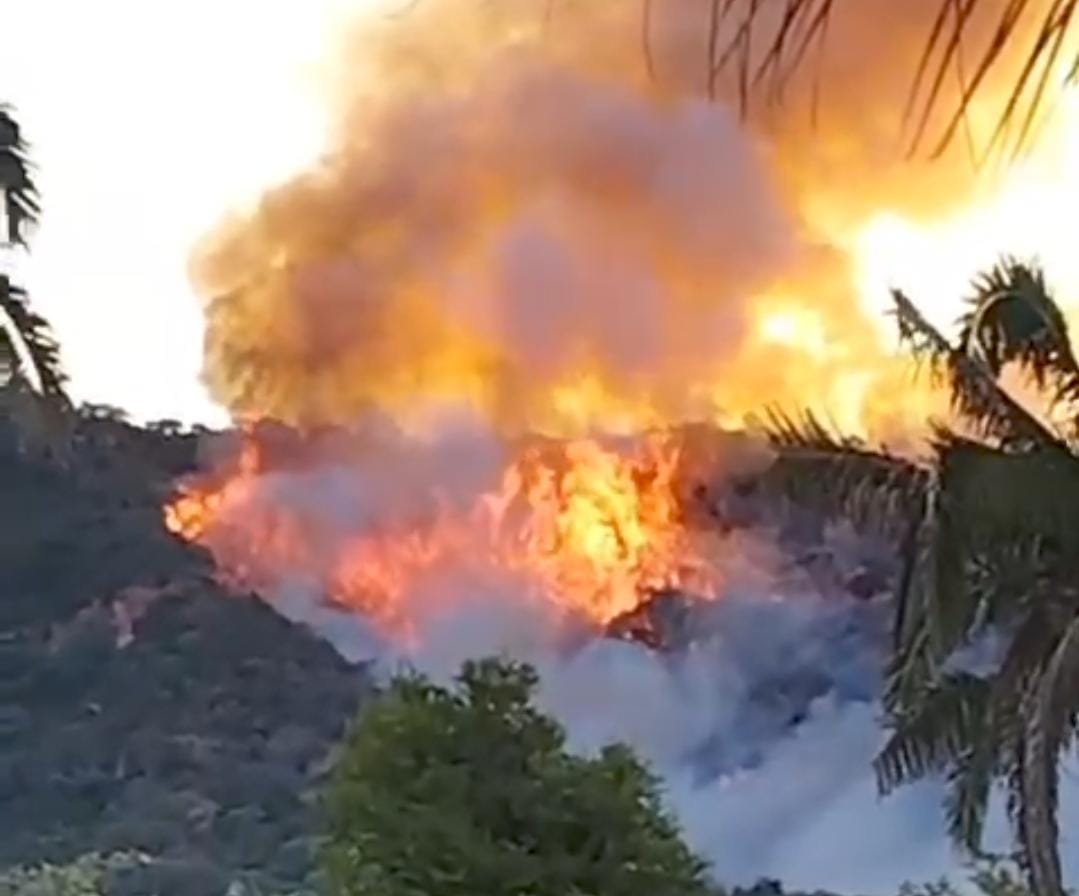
[164,432,721,639]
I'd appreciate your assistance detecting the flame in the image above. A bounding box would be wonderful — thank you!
[168,2,1079,643]
[164,430,725,640]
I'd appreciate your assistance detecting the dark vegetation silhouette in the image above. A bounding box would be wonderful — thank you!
[764,259,1079,896]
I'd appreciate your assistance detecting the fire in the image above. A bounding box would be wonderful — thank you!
[188,1,1079,445]
[166,2,1079,644]
[164,430,723,640]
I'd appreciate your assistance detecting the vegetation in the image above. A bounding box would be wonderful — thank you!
[901,857,1060,896]
[648,0,1079,159]
[0,853,136,896]
[322,656,716,896]
[0,104,70,456]
[765,258,1079,896]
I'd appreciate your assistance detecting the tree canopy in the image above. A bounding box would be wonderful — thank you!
[322,656,716,896]
[764,258,1079,896]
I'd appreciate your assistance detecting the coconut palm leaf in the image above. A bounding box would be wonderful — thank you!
[705,0,1079,158]
[956,259,1079,432]
[893,288,1064,450]
[0,105,40,246]
[0,275,68,403]
[760,406,929,536]
[944,731,999,854]
[875,671,992,791]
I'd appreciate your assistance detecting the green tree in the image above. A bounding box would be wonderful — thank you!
[763,258,1079,896]
[322,656,715,896]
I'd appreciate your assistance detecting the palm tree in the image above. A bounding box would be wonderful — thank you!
[763,258,1079,896]
[0,104,67,403]
[0,105,39,247]
[0,105,71,464]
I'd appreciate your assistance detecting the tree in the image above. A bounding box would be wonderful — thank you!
[322,656,716,896]
[0,104,70,458]
[763,258,1079,896]
[0,105,39,247]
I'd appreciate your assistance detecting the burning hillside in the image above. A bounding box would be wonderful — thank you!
[164,423,775,646]
[150,1,1079,891]
[171,0,1079,647]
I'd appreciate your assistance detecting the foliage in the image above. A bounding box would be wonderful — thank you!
[764,257,1079,896]
[322,656,716,896]
[0,104,68,410]
[0,276,67,400]
[470,1,1079,159]
[0,853,137,896]
[0,105,39,246]
[900,856,1072,896]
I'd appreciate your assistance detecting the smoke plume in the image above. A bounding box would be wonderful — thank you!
[192,0,1058,439]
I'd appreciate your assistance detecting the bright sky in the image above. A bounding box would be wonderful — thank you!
[2,0,378,425]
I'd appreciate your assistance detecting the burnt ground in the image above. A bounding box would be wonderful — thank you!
[0,413,370,895]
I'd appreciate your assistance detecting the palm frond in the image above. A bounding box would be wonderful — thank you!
[0,105,40,247]
[0,275,69,403]
[893,288,1065,450]
[759,406,928,537]
[944,726,998,853]
[957,258,1079,433]
[933,431,1079,551]
[694,1,1079,159]
[875,671,992,794]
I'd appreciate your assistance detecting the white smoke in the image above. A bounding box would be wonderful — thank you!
[223,441,1078,895]
[284,575,1079,895]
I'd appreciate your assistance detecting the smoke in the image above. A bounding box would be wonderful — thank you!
[263,504,1079,896]
[191,0,1056,439]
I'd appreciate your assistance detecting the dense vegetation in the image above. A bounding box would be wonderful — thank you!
[323,657,715,896]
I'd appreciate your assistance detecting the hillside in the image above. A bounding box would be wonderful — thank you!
[0,411,370,895]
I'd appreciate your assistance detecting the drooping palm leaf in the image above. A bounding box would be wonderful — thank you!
[957,259,1079,434]
[875,671,992,791]
[760,406,929,537]
[0,275,69,403]
[698,0,1079,158]
[893,287,1066,450]
[944,730,999,854]
[0,105,40,247]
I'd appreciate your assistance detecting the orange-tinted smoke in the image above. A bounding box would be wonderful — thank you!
[192,0,1060,438]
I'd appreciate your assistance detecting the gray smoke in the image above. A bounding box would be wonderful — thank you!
[223,435,1078,895]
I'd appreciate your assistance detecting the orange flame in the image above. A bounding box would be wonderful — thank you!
[164,431,724,640]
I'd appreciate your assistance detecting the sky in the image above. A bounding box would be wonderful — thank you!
[2,0,383,425]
